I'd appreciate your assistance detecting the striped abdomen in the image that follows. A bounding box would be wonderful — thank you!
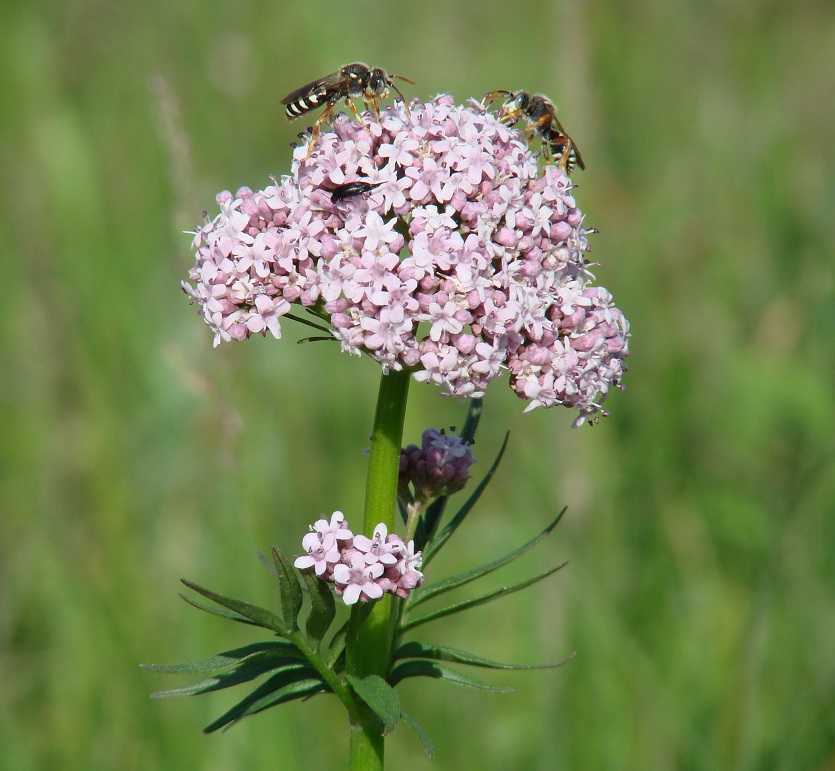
[284,87,332,120]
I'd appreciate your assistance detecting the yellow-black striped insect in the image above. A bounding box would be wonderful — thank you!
[484,90,585,174]
[282,63,413,159]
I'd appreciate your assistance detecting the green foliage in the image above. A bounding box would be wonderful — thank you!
[300,569,336,647]
[143,453,568,747]
[393,641,573,672]
[271,547,303,632]
[410,509,566,608]
[420,431,509,562]
[141,642,301,675]
[389,660,514,692]
[144,549,362,734]
[203,676,327,734]
[3,0,833,767]
[400,712,435,759]
[151,658,311,700]
[402,560,569,631]
[345,674,401,735]
[179,579,290,636]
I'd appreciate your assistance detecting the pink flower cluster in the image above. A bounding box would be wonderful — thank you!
[293,512,424,605]
[183,95,629,425]
[400,427,475,502]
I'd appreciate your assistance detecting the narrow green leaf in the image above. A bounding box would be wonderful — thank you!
[415,496,448,553]
[459,397,482,445]
[256,549,279,576]
[346,674,401,735]
[389,660,513,692]
[410,508,567,609]
[151,659,311,698]
[326,618,349,668]
[180,579,289,637]
[422,431,509,565]
[415,398,482,550]
[300,570,336,646]
[178,593,262,627]
[401,711,435,758]
[297,335,338,344]
[204,674,328,733]
[329,647,346,674]
[222,678,327,729]
[284,310,331,334]
[393,641,576,670]
[323,602,369,668]
[271,547,303,631]
[141,641,298,674]
[402,561,569,632]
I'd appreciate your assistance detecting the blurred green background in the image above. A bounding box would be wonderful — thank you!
[2,0,833,768]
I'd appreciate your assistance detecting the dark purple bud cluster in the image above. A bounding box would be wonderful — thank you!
[400,427,475,503]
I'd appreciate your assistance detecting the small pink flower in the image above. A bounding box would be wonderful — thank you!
[310,511,353,542]
[184,96,629,424]
[293,513,423,604]
[332,552,385,605]
[294,532,340,577]
[353,524,402,567]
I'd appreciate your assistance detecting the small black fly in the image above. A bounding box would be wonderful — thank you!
[329,181,383,202]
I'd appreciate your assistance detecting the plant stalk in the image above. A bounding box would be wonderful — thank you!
[347,367,410,770]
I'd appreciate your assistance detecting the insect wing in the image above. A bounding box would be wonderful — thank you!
[568,141,585,170]
[281,71,350,105]
[550,115,585,170]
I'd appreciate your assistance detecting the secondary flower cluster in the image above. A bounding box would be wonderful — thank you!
[183,94,629,425]
[400,427,475,504]
[293,512,424,605]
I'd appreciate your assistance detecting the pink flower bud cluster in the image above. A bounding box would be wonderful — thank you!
[183,95,629,425]
[293,512,423,605]
[400,427,475,502]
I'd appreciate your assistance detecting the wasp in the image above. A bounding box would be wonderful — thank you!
[484,90,585,174]
[329,180,383,203]
[282,63,414,159]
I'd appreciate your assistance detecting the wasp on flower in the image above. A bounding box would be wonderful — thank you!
[185,94,627,426]
[281,62,414,159]
[163,85,629,758]
[484,89,585,175]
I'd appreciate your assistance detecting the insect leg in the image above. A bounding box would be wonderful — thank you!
[343,98,368,129]
[302,102,336,160]
[499,107,525,126]
[548,133,573,172]
[389,83,411,118]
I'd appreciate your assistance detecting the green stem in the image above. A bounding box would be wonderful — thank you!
[347,368,411,771]
[362,367,411,539]
[403,501,424,545]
